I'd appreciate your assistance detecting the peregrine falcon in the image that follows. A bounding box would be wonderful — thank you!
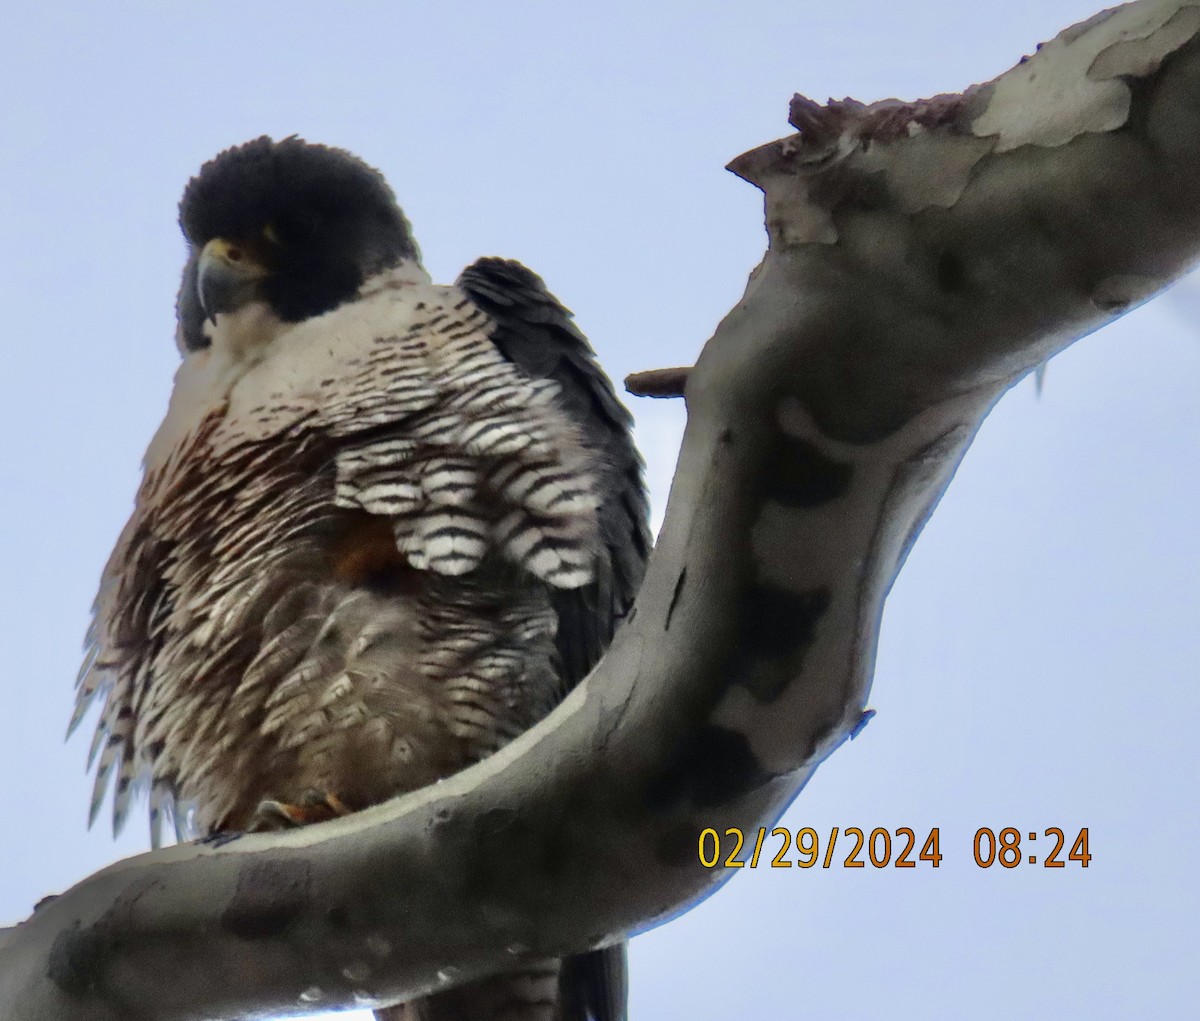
[71,136,650,1021]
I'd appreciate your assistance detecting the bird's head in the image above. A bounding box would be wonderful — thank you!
[176,136,419,351]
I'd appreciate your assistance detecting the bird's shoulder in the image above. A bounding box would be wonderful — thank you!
[457,256,652,690]
[219,275,495,445]
[456,257,635,436]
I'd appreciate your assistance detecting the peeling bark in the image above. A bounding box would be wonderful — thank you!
[3,1,1199,1017]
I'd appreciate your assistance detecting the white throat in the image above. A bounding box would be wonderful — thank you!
[149,258,436,475]
[200,258,431,367]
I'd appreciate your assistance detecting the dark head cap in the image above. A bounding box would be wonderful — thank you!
[180,136,413,251]
[176,137,419,344]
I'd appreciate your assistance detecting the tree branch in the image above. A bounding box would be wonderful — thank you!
[5,1,1200,1017]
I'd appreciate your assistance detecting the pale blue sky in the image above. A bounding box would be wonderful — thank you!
[1,2,1196,1018]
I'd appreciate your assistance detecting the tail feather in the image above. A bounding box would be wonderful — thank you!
[561,946,627,1021]
[373,947,626,1021]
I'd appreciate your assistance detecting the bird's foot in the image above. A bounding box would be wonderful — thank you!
[250,788,354,830]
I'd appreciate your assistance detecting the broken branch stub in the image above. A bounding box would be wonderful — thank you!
[625,366,692,398]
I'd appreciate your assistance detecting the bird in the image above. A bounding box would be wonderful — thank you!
[71,135,650,1021]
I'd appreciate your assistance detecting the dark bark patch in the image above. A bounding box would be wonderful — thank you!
[220,858,310,939]
[48,922,105,997]
[655,822,704,868]
[49,880,165,1004]
[765,436,851,507]
[936,250,967,292]
[736,585,831,702]
[456,808,574,895]
[645,725,771,811]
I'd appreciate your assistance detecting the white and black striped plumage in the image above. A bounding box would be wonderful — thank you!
[72,137,649,1021]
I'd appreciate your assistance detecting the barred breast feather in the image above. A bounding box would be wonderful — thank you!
[73,271,604,844]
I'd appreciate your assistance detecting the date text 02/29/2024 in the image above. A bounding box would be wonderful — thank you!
[697,826,1092,870]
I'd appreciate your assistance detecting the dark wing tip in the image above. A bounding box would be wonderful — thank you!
[456,257,652,667]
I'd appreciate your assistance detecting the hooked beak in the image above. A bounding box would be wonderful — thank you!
[197,237,269,322]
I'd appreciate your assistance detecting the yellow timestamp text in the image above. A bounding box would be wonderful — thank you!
[698,826,945,869]
[698,826,1092,869]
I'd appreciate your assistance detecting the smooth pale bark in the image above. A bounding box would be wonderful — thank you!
[3,1,1199,1017]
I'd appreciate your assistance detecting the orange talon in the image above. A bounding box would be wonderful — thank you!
[250,789,354,831]
[319,791,352,817]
